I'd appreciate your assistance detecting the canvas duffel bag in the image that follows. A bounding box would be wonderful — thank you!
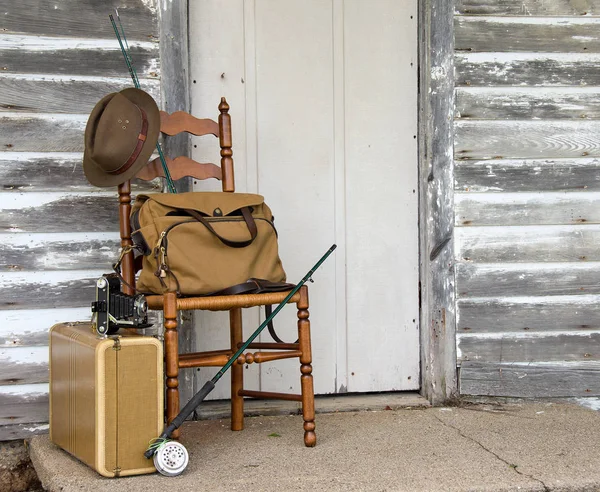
[130,192,287,295]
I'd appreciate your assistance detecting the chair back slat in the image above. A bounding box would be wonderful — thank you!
[159,111,219,137]
[137,156,222,182]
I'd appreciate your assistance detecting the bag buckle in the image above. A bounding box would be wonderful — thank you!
[153,246,168,279]
[113,245,133,272]
[159,248,168,278]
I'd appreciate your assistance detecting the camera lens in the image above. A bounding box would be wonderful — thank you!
[133,295,148,317]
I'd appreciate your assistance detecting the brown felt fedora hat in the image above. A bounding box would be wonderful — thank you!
[83,88,160,187]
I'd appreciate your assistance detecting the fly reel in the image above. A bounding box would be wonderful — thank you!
[153,440,189,476]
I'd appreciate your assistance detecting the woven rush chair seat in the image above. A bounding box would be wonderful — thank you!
[145,291,301,311]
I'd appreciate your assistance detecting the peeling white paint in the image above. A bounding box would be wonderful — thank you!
[457,329,600,341]
[0,383,48,396]
[0,308,91,341]
[456,185,504,193]
[146,56,160,77]
[1,232,118,247]
[0,346,48,364]
[485,165,496,177]
[140,0,158,15]
[0,269,108,287]
[431,66,447,80]
[0,192,116,209]
[459,156,600,169]
[22,424,49,432]
[458,52,600,64]
[459,86,600,95]
[460,16,600,27]
[460,261,600,274]
[573,398,600,411]
[461,185,504,192]
[0,34,156,51]
[0,112,88,123]
[0,73,160,85]
[534,361,600,368]
[0,152,82,161]
[455,190,600,205]
[0,232,120,270]
[458,293,600,305]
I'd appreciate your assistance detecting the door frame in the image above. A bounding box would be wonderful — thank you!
[160,0,458,405]
[418,0,458,404]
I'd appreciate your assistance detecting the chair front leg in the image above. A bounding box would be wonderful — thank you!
[164,292,180,439]
[230,308,244,431]
[297,285,316,447]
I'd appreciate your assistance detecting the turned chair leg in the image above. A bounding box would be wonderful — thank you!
[164,292,180,439]
[297,285,316,447]
[230,308,244,431]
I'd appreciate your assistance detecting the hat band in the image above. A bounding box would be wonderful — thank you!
[108,107,149,176]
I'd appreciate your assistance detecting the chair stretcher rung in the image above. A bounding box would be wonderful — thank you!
[179,349,232,360]
[238,390,302,402]
[179,354,230,368]
[243,342,299,350]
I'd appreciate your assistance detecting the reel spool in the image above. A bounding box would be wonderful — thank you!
[153,440,189,477]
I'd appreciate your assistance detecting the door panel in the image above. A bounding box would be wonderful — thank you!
[189,0,419,397]
[343,1,419,391]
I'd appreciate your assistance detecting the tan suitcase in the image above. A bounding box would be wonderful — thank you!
[49,322,164,477]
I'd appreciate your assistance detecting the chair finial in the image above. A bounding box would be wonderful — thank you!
[218,97,234,192]
[219,97,230,114]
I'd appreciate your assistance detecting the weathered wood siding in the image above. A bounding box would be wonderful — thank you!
[455,0,600,397]
[0,0,160,440]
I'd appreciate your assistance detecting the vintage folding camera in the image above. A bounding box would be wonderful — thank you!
[91,273,152,336]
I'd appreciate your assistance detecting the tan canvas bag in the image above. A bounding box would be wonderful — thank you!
[130,192,287,295]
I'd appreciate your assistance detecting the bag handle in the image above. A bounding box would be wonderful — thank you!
[183,207,258,248]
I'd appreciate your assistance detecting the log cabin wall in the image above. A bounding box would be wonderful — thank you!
[454,1,600,397]
[0,0,162,440]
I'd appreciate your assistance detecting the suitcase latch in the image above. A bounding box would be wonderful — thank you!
[112,338,121,351]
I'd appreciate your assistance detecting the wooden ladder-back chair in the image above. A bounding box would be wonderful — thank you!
[117,98,316,446]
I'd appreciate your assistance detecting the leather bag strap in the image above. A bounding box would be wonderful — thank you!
[184,207,258,248]
[209,278,297,344]
[265,303,298,344]
[208,278,294,296]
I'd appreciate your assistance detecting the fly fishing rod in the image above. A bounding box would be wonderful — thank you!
[144,244,337,474]
[109,11,177,194]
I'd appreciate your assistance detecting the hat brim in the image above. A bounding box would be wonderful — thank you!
[83,88,161,187]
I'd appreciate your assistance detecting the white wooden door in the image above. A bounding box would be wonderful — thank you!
[188,0,419,396]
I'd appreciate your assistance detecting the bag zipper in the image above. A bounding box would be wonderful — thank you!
[153,217,277,292]
[155,216,277,261]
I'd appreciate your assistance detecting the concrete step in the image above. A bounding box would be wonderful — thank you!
[29,397,600,491]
